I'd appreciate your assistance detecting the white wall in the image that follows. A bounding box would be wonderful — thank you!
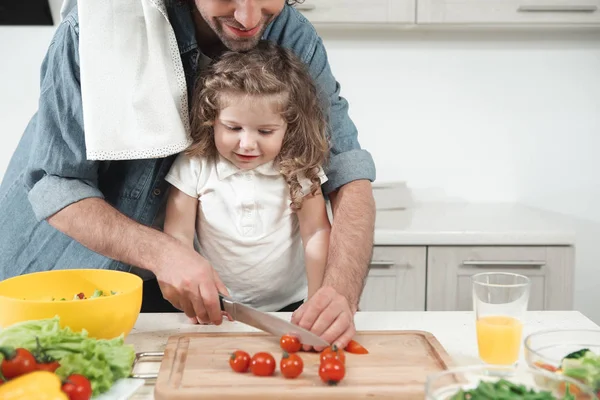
[1,16,600,321]
[318,28,600,323]
[320,29,600,208]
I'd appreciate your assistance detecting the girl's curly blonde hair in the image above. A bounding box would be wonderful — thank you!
[186,40,330,210]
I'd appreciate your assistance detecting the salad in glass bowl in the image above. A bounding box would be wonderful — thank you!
[425,365,597,400]
[525,329,600,398]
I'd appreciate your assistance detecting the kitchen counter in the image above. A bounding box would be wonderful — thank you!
[374,202,577,246]
[125,310,598,399]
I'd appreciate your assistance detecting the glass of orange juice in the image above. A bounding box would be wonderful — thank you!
[472,272,530,367]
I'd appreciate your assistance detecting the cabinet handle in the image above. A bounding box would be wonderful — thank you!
[369,260,395,269]
[517,5,597,12]
[462,260,546,268]
[295,4,316,11]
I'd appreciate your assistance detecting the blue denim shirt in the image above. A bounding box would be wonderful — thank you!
[0,2,376,281]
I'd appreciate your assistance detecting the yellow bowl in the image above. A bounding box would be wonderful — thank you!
[0,269,143,339]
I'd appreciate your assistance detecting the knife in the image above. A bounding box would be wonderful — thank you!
[218,293,330,347]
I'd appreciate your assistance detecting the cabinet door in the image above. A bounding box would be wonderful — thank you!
[426,246,574,311]
[417,0,600,24]
[293,0,416,24]
[359,246,426,311]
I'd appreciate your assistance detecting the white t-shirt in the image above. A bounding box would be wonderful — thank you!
[164,153,328,311]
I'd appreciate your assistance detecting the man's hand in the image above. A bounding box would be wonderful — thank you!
[154,240,230,325]
[291,286,356,352]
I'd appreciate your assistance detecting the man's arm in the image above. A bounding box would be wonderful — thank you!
[323,179,375,311]
[47,196,228,324]
[47,198,178,277]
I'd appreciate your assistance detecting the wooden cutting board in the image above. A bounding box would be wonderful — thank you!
[153,330,455,399]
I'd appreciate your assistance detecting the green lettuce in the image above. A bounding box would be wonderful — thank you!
[0,316,135,396]
[561,350,600,392]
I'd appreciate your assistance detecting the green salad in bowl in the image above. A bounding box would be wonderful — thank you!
[425,365,597,400]
[525,329,600,398]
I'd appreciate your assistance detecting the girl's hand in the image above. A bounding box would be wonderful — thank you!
[154,239,230,325]
[291,286,356,352]
[188,311,234,325]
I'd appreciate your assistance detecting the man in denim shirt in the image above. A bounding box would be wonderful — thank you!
[0,0,376,350]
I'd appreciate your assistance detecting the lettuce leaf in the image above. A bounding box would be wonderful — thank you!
[562,350,600,391]
[0,316,135,396]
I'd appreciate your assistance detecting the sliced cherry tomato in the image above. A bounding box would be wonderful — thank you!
[280,351,303,379]
[534,361,558,373]
[37,360,61,373]
[280,334,302,353]
[250,352,276,377]
[345,339,369,354]
[229,350,251,373]
[320,344,345,364]
[61,374,93,400]
[0,347,38,379]
[319,358,345,385]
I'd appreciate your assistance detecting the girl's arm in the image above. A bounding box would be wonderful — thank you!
[297,188,331,300]
[163,186,198,248]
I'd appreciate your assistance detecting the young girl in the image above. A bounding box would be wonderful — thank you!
[163,40,331,320]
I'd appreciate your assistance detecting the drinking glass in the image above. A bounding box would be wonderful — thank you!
[472,272,530,366]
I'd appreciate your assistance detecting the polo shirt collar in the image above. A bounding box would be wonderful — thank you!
[216,155,281,180]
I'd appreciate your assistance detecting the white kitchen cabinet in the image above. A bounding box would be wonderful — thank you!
[425,246,575,311]
[292,0,416,24]
[359,246,426,311]
[417,0,600,25]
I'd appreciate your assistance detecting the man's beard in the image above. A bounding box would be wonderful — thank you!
[210,16,273,52]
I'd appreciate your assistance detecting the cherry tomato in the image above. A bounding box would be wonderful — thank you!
[319,358,345,385]
[345,339,369,354]
[250,352,276,377]
[0,347,38,379]
[280,334,302,353]
[280,352,303,379]
[229,350,251,373]
[320,344,346,364]
[37,360,61,373]
[61,374,93,400]
[534,361,558,373]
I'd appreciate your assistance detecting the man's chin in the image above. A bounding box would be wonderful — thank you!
[221,37,261,52]
[217,23,268,52]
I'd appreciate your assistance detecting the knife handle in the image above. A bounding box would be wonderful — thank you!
[218,292,227,311]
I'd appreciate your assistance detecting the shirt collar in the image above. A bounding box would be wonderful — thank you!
[166,1,198,54]
[216,156,281,180]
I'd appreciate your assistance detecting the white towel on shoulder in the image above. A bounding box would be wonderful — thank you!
[75,0,191,160]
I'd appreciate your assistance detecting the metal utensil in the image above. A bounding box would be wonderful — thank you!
[219,293,329,347]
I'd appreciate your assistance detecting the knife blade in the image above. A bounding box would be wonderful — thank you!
[218,293,330,347]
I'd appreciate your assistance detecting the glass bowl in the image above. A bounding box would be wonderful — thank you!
[525,329,600,370]
[425,365,597,400]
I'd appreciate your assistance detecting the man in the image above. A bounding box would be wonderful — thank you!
[0,0,376,350]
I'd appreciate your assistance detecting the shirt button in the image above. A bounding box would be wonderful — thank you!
[153,188,161,196]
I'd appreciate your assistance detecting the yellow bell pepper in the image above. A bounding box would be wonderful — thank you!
[0,370,68,400]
